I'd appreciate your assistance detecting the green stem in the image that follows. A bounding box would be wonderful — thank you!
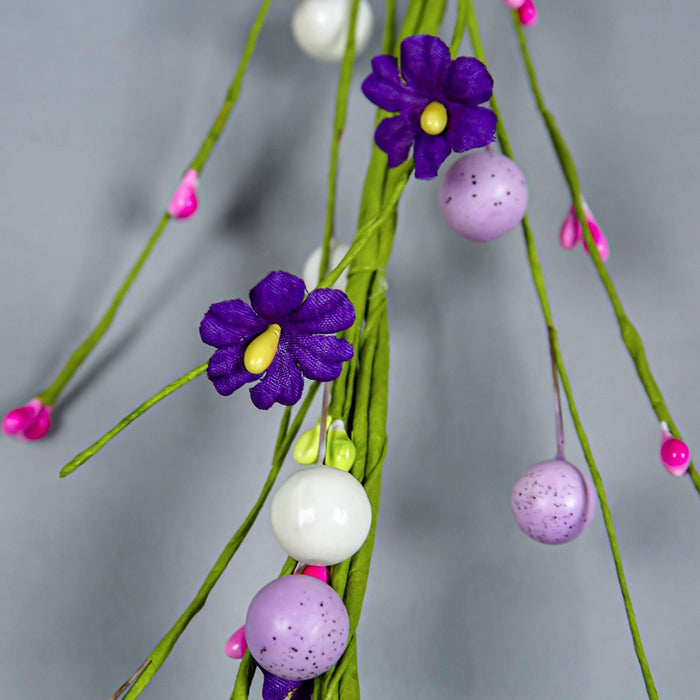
[37,213,168,406]
[121,384,318,699]
[511,16,700,497]
[36,0,273,408]
[59,362,208,478]
[318,0,361,281]
[464,2,658,696]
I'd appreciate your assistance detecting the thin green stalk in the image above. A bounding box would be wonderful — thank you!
[511,16,700,496]
[59,171,408,480]
[37,213,168,406]
[59,362,208,478]
[318,0,362,281]
[36,0,274,408]
[121,384,319,699]
[464,1,658,696]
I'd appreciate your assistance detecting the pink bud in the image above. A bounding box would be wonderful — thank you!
[224,625,247,659]
[518,0,538,26]
[660,424,690,477]
[559,205,581,249]
[581,213,610,262]
[168,169,199,219]
[297,564,330,584]
[502,0,526,8]
[2,399,52,441]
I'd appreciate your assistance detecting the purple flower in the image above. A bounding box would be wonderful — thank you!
[200,271,355,410]
[361,34,497,180]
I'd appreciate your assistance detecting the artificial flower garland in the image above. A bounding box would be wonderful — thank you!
[3,2,694,699]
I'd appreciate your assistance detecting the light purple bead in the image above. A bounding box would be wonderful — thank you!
[439,150,528,241]
[511,459,595,545]
[245,574,349,681]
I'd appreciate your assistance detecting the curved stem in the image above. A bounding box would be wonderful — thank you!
[37,214,169,406]
[465,2,658,697]
[59,362,208,478]
[318,0,361,280]
[547,327,565,460]
[36,0,274,408]
[121,385,318,700]
[511,16,700,497]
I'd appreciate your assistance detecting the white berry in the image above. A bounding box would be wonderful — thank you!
[271,466,372,565]
[291,0,374,63]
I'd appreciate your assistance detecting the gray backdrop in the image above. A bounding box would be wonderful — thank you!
[2,1,699,698]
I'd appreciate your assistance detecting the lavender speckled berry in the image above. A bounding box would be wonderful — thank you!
[439,149,528,241]
[245,574,349,681]
[511,459,595,544]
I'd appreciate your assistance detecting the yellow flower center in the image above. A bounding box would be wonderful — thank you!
[244,323,281,374]
[420,101,448,135]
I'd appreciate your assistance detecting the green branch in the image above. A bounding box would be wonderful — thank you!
[511,16,700,497]
[59,362,208,477]
[465,1,658,697]
[119,385,318,699]
[37,0,274,408]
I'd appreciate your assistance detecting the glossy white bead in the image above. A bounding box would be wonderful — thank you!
[302,240,350,291]
[271,466,372,566]
[292,0,374,63]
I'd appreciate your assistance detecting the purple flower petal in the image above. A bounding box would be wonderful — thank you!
[361,55,423,112]
[374,113,418,167]
[445,104,497,153]
[249,271,306,322]
[285,288,355,334]
[445,57,494,105]
[291,335,354,382]
[261,669,311,700]
[199,299,267,348]
[400,35,451,93]
[207,347,257,396]
[413,131,451,180]
[249,350,304,409]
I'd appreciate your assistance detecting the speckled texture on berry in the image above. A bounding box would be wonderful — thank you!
[511,459,595,545]
[245,574,349,681]
[439,149,528,241]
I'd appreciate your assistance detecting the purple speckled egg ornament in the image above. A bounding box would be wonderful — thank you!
[439,149,528,241]
[245,574,349,681]
[511,459,595,544]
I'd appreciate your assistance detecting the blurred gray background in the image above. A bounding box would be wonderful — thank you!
[2,1,699,698]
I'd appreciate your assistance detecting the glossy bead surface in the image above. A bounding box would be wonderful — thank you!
[518,0,538,26]
[224,625,247,659]
[660,435,690,477]
[439,150,528,242]
[271,466,371,565]
[292,0,374,63]
[2,398,52,441]
[503,0,526,8]
[420,101,448,135]
[297,564,329,584]
[245,575,349,680]
[243,324,281,374]
[511,459,595,544]
[168,169,199,219]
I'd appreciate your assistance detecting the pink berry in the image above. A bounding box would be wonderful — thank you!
[511,459,595,545]
[503,0,526,8]
[518,0,538,26]
[168,169,199,219]
[2,399,52,441]
[660,436,690,477]
[439,150,528,242]
[224,625,247,659]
